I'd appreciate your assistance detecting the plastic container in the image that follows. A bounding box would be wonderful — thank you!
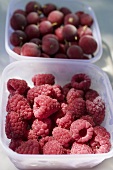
[0,60,113,170]
[5,0,102,63]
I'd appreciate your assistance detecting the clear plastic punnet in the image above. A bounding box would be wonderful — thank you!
[5,0,102,63]
[0,60,113,170]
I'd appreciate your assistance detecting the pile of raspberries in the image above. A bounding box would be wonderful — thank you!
[5,73,111,154]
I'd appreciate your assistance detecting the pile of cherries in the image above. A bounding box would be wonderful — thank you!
[10,1,98,59]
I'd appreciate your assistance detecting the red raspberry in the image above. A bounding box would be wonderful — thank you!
[85,89,99,101]
[7,94,33,120]
[86,96,105,125]
[32,118,51,137]
[27,129,37,140]
[27,84,53,104]
[93,126,110,139]
[7,78,28,95]
[71,142,93,154]
[15,140,40,154]
[39,136,54,153]
[70,119,93,143]
[43,140,64,154]
[56,112,74,129]
[9,139,23,151]
[90,136,111,153]
[52,84,64,102]
[66,88,84,104]
[67,98,86,119]
[62,83,72,97]
[52,127,72,147]
[32,73,55,86]
[5,111,28,139]
[33,95,60,119]
[71,73,91,91]
[81,115,95,127]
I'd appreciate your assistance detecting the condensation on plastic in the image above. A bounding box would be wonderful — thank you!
[5,0,102,63]
[0,60,113,170]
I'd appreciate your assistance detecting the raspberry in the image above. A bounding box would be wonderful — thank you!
[15,140,40,154]
[9,139,23,151]
[7,78,28,95]
[67,98,86,119]
[70,119,93,143]
[32,73,55,86]
[90,136,111,153]
[43,140,64,154]
[71,142,93,154]
[81,115,95,127]
[5,111,28,139]
[32,118,51,137]
[86,96,105,125]
[27,129,37,140]
[66,88,84,104]
[39,136,54,153]
[56,113,73,129]
[93,126,110,139]
[62,83,72,97]
[85,89,99,101]
[52,127,72,147]
[71,73,91,91]
[7,94,33,120]
[52,84,64,102]
[27,84,53,104]
[33,95,60,119]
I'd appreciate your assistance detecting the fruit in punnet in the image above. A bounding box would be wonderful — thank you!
[5,73,111,155]
[9,2,98,60]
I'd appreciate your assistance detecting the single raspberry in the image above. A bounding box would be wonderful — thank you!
[80,115,95,127]
[70,119,93,143]
[7,94,33,120]
[52,84,64,102]
[71,73,91,91]
[27,84,53,104]
[85,89,99,101]
[67,98,86,119]
[86,96,105,125]
[43,140,64,154]
[71,142,93,154]
[62,83,72,97]
[32,118,51,137]
[66,88,84,104]
[39,136,54,153]
[56,112,74,129]
[93,126,110,140]
[90,136,111,153]
[9,139,23,151]
[33,95,60,119]
[52,127,72,147]
[15,140,40,154]
[5,111,28,139]
[32,73,55,86]
[7,78,28,95]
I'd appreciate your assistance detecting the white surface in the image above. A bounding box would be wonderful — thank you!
[0,0,113,170]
